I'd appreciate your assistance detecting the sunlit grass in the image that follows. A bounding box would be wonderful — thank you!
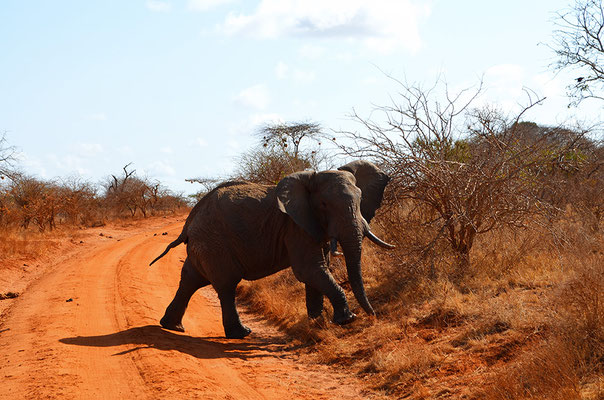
[238,214,603,399]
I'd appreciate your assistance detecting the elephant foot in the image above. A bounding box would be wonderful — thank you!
[333,310,356,325]
[160,316,185,332]
[307,309,324,320]
[225,324,252,339]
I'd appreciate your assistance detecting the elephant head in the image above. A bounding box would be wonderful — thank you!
[275,161,393,316]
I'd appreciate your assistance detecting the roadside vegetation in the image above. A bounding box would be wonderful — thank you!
[1,0,602,398]
[0,145,188,261]
[236,4,604,396]
[236,90,603,398]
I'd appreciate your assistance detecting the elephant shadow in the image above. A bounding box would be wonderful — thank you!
[59,325,298,360]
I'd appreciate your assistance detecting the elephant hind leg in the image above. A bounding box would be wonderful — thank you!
[215,283,251,339]
[160,258,209,332]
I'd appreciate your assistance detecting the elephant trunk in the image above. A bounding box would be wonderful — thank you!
[340,234,375,316]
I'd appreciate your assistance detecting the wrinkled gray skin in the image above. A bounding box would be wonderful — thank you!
[150,160,393,339]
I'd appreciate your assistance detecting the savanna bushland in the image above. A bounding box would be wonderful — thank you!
[0,147,188,263]
[2,93,602,400]
[231,83,603,399]
[2,1,603,397]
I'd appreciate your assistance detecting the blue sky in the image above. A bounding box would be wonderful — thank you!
[1,0,601,195]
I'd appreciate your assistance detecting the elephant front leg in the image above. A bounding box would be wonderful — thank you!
[160,258,209,332]
[295,266,356,325]
[216,284,251,339]
[305,284,324,319]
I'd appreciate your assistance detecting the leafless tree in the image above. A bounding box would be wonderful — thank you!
[336,78,578,277]
[102,164,186,218]
[5,175,59,231]
[551,0,604,104]
[103,163,141,216]
[107,163,136,193]
[0,132,17,180]
[58,176,98,225]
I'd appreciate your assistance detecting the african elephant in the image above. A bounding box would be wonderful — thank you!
[150,160,394,339]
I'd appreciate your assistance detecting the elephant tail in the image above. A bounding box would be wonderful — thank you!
[149,231,186,266]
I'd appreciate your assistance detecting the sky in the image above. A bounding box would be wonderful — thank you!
[1,0,602,195]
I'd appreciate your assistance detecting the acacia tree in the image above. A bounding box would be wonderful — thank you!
[236,121,327,184]
[338,79,578,277]
[259,122,321,160]
[551,0,604,104]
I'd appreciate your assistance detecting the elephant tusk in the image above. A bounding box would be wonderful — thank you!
[365,229,396,249]
[361,218,395,249]
[330,239,343,257]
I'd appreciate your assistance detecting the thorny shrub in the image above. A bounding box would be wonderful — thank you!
[237,86,603,398]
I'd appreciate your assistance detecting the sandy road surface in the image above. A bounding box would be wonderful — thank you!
[0,218,376,399]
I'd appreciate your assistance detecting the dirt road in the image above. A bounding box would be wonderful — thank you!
[0,217,376,399]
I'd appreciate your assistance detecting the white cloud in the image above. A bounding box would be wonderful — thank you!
[275,61,289,79]
[249,113,283,126]
[220,0,431,53]
[227,139,241,150]
[298,44,326,59]
[47,154,90,176]
[292,98,318,109]
[274,61,315,82]
[292,69,315,83]
[226,113,283,140]
[160,146,174,154]
[482,64,527,111]
[195,138,208,147]
[485,64,525,83]
[146,1,172,12]
[532,72,565,99]
[76,143,104,156]
[362,75,379,85]
[16,151,48,178]
[188,0,234,11]
[88,112,107,121]
[116,146,133,156]
[234,84,270,110]
[147,160,176,176]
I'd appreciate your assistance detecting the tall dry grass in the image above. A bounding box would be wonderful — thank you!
[0,229,61,261]
[238,207,603,399]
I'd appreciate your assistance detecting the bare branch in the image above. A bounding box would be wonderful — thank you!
[550,0,604,104]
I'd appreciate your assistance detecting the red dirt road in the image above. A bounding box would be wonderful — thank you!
[0,217,377,399]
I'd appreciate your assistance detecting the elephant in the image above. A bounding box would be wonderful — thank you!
[149,160,394,339]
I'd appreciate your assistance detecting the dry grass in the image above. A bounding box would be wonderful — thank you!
[482,254,604,399]
[239,212,604,399]
[0,229,63,261]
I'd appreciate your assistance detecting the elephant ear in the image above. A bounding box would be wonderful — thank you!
[338,160,390,223]
[276,171,325,243]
